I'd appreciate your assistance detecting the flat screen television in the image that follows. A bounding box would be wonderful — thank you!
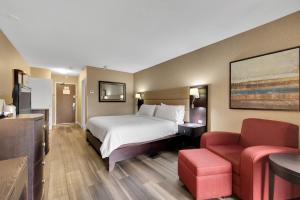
[12,84,31,114]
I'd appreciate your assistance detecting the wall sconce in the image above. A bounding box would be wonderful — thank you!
[135,93,144,110]
[135,93,141,99]
[190,88,199,108]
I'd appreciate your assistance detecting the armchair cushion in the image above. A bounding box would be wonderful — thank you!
[207,144,244,155]
[201,131,240,148]
[207,144,244,174]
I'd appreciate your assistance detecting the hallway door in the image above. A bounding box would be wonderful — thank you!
[56,83,76,124]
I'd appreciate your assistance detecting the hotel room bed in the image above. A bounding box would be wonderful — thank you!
[86,87,190,171]
[87,115,178,158]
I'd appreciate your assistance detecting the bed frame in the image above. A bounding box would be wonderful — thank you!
[86,130,178,171]
[86,87,190,171]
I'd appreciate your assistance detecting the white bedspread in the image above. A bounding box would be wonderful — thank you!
[86,115,178,158]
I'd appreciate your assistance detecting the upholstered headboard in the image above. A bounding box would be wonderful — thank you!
[143,87,190,122]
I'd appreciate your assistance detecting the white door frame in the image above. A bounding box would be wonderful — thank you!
[81,79,87,129]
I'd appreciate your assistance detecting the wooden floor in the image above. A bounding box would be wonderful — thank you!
[43,125,236,200]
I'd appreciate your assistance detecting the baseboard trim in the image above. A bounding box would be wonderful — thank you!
[76,121,86,130]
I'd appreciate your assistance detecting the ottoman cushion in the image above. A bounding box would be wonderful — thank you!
[179,148,231,176]
[178,148,232,199]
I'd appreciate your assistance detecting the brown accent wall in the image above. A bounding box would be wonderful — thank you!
[30,67,51,79]
[86,66,134,118]
[134,11,300,144]
[0,31,30,103]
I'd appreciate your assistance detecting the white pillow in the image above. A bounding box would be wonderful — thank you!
[136,104,156,116]
[155,104,185,124]
[161,104,185,120]
[153,105,160,116]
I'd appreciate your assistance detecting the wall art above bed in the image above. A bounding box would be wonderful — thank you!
[230,46,300,111]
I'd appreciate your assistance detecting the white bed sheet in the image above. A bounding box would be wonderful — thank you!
[86,115,178,158]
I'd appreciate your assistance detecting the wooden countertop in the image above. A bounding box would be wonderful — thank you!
[2,114,44,121]
[0,157,28,200]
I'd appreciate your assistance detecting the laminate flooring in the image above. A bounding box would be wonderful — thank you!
[43,125,237,200]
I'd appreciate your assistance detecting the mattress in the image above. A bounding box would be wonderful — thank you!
[86,115,178,158]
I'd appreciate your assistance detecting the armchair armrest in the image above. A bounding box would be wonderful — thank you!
[201,131,241,148]
[240,146,300,200]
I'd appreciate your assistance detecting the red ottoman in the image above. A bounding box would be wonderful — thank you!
[178,148,232,200]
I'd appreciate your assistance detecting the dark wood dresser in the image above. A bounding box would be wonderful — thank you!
[31,109,50,154]
[0,114,45,200]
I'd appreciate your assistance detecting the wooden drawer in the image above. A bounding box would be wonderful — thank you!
[178,126,192,136]
[44,126,49,155]
[192,126,207,138]
[34,140,45,162]
[34,159,44,187]
[34,119,45,145]
[34,182,44,200]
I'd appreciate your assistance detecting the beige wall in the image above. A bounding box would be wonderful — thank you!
[51,74,79,124]
[30,67,51,79]
[134,11,300,145]
[86,66,134,118]
[0,31,30,104]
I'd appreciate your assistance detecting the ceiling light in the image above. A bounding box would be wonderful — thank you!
[51,68,73,75]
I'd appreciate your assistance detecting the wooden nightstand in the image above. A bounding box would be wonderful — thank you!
[177,123,207,148]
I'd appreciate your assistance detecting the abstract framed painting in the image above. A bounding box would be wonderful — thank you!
[230,47,300,111]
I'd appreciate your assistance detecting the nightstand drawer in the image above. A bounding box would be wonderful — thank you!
[178,126,192,135]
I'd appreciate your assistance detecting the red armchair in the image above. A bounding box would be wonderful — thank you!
[201,118,300,200]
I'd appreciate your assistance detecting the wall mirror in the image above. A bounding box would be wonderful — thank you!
[99,81,126,102]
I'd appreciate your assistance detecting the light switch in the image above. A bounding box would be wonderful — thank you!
[90,90,94,94]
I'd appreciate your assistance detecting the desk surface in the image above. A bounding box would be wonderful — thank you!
[4,114,44,121]
[180,123,205,128]
[0,157,27,200]
[269,153,300,176]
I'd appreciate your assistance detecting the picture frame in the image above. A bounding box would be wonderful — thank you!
[229,46,300,111]
[99,81,126,102]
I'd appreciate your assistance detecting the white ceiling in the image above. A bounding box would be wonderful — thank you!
[0,0,300,75]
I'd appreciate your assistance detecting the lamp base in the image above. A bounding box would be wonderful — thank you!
[137,99,144,110]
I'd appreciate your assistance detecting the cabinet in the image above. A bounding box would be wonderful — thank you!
[31,109,50,154]
[0,114,45,200]
[178,123,207,148]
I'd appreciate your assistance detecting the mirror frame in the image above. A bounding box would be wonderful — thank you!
[98,81,126,102]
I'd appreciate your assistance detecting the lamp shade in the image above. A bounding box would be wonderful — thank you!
[190,88,199,98]
[135,93,141,99]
